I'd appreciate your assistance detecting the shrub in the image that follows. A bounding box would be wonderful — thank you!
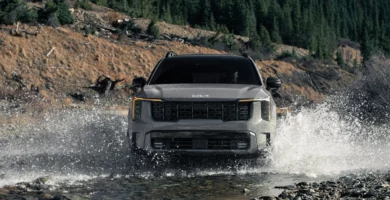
[0,0,38,24]
[222,33,238,51]
[75,0,92,10]
[147,19,160,38]
[19,9,38,22]
[84,25,97,35]
[56,0,74,24]
[116,20,142,34]
[38,0,74,26]
[46,13,61,27]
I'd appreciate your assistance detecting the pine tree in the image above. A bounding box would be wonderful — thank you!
[199,0,211,29]
[85,0,390,56]
[270,17,282,43]
[91,0,107,7]
[161,3,172,24]
[248,32,262,52]
[281,6,293,44]
[336,51,345,67]
[259,25,272,48]
[233,0,249,36]
[291,0,302,46]
[361,29,373,62]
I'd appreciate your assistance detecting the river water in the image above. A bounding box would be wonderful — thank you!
[0,101,389,199]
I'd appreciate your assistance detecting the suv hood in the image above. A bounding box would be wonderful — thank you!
[139,84,270,100]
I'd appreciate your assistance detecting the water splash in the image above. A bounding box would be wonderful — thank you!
[0,108,129,186]
[270,102,390,177]
[1,99,389,187]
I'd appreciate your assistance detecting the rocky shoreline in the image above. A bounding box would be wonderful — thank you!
[0,176,75,200]
[254,173,390,200]
[1,173,390,199]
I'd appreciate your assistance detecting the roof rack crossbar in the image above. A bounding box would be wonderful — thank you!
[165,51,177,58]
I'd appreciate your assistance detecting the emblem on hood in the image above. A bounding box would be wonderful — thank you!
[192,94,209,98]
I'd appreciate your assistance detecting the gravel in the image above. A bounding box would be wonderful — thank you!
[254,173,390,200]
[1,173,390,200]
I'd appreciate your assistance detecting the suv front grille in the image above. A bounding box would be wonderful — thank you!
[151,137,250,150]
[151,101,251,121]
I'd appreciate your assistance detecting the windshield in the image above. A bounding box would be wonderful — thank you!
[149,57,261,85]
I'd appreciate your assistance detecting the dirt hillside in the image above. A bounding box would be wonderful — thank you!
[0,8,359,113]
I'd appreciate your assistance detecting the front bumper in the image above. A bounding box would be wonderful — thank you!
[128,101,275,157]
[128,130,269,156]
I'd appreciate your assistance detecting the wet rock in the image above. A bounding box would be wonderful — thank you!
[69,93,86,102]
[363,189,377,198]
[52,194,72,200]
[288,193,297,198]
[275,185,296,190]
[275,174,390,200]
[41,193,54,200]
[257,196,277,200]
[296,182,308,187]
[311,182,319,188]
[0,193,7,199]
[24,196,39,200]
[241,188,250,193]
[3,185,19,193]
[16,182,29,191]
[0,188,9,195]
[326,181,339,188]
[278,191,289,199]
[34,176,51,185]
[297,189,310,195]
[355,182,366,188]
[60,194,86,200]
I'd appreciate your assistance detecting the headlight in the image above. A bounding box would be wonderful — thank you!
[260,100,270,121]
[131,97,162,120]
[239,97,270,121]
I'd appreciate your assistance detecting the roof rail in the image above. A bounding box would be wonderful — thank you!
[242,51,249,58]
[165,51,177,58]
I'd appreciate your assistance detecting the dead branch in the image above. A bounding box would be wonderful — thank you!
[95,24,116,32]
[46,47,55,57]
[10,23,40,37]
[295,65,331,79]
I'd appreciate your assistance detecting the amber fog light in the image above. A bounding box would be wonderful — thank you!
[131,97,162,120]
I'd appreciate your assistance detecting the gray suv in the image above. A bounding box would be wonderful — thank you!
[127,52,281,161]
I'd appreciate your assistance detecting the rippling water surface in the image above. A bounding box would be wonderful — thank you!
[0,101,389,199]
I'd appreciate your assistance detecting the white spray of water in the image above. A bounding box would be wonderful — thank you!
[270,103,390,177]
[1,101,390,187]
[0,108,129,187]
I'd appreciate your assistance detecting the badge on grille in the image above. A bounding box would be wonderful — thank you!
[192,94,209,98]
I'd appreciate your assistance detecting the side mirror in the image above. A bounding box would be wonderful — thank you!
[266,77,281,90]
[266,77,282,98]
[130,76,147,93]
